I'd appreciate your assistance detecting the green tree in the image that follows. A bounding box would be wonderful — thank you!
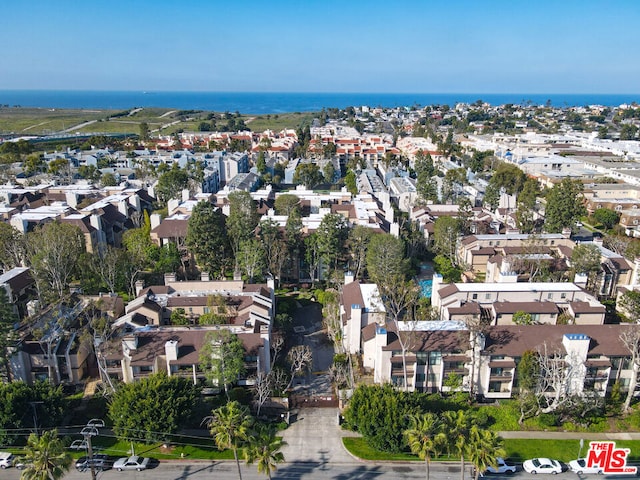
[208,401,253,480]
[570,243,601,292]
[200,330,246,399]
[404,413,443,480]
[100,172,118,186]
[0,222,24,274]
[619,290,640,321]
[316,213,349,272]
[0,382,67,445]
[0,288,17,381]
[170,307,189,325]
[366,233,408,283]
[483,183,500,211]
[304,233,321,286]
[323,161,336,183]
[139,122,150,141]
[433,254,462,282]
[186,201,230,279]
[620,124,638,140]
[441,410,472,480]
[467,427,505,480]
[238,238,265,283]
[108,373,199,442]
[415,150,438,203]
[293,163,323,188]
[155,164,189,204]
[544,178,586,233]
[244,424,286,480]
[515,178,540,233]
[489,162,527,195]
[227,191,259,271]
[593,208,620,230]
[347,225,372,280]
[274,194,300,216]
[21,429,72,480]
[343,384,419,453]
[512,310,534,325]
[432,216,462,266]
[344,170,358,195]
[26,222,84,301]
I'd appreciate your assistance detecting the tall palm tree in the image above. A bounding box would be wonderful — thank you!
[404,412,443,480]
[20,429,72,480]
[244,424,286,480]
[441,410,472,480]
[467,427,506,480]
[208,401,253,480]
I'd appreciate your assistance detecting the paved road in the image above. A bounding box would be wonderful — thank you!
[1,461,601,480]
[281,408,359,464]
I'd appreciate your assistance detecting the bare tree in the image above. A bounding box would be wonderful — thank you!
[252,371,271,417]
[81,301,118,395]
[322,292,344,354]
[269,367,289,396]
[285,345,313,391]
[379,275,420,391]
[91,244,121,294]
[621,328,640,412]
[462,314,488,397]
[270,333,285,371]
[535,343,582,414]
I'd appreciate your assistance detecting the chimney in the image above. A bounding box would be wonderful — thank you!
[164,272,176,285]
[165,339,179,362]
[135,280,145,297]
[201,271,210,282]
[344,271,355,285]
[150,213,162,230]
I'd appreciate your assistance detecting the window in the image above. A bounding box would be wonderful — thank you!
[531,313,540,322]
[611,357,621,370]
[416,352,428,365]
[620,378,631,387]
[489,381,503,393]
[561,292,567,299]
[472,293,478,300]
[485,293,491,300]
[490,367,504,376]
[429,351,442,365]
[204,307,210,314]
[427,373,438,383]
[547,293,553,300]
[416,373,426,383]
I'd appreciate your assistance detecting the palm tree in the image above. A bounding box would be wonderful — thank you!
[207,401,253,480]
[20,429,72,480]
[441,410,472,480]
[467,427,506,480]
[244,424,286,480]
[404,412,443,480]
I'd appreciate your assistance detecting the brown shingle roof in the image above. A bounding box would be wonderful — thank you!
[493,301,559,314]
[483,324,640,357]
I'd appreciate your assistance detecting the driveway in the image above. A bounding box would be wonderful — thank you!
[280,407,360,464]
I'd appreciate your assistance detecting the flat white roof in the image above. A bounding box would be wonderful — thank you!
[452,282,582,293]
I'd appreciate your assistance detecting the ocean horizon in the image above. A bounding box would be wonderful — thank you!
[0,90,639,114]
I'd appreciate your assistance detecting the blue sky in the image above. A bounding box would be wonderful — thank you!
[1,0,638,93]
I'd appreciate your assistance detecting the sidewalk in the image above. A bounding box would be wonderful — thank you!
[498,431,640,440]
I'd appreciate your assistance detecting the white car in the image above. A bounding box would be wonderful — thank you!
[569,458,603,475]
[0,452,14,469]
[485,457,517,475]
[113,455,150,471]
[523,458,563,474]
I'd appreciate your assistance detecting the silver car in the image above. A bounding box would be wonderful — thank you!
[113,455,150,471]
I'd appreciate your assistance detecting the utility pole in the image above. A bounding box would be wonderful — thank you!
[80,426,98,480]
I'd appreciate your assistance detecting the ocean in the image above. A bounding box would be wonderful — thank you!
[0,90,638,114]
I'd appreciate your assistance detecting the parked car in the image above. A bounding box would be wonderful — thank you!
[569,458,603,475]
[524,458,563,474]
[13,457,31,470]
[0,452,15,469]
[75,454,112,472]
[485,457,517,475]
[113,455,150,471]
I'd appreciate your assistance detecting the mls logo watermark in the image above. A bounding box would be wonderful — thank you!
[586,441,637,475]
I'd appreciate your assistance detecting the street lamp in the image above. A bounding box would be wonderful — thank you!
[76,419,103,480]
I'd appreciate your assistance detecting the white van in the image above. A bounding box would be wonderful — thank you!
[0,452,15,468]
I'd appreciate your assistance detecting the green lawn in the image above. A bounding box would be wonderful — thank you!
[343,437,640,464]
